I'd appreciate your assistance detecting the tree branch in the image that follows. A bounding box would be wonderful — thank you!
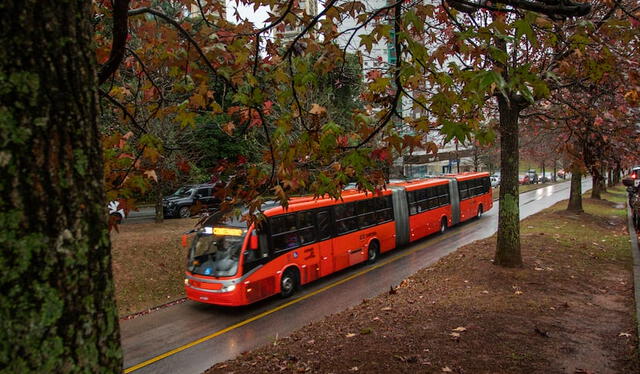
[128,7,233,89]
[98,0,130,84]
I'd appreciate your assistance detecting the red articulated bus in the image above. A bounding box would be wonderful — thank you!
[184,172,492,306]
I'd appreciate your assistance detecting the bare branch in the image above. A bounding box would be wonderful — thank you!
[98,0,130,84]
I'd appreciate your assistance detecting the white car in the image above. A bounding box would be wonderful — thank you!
[490,176,500,187]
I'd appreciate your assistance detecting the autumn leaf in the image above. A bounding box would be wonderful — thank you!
[143,170,158,182]
[222,122,235,136]
[309,103,326,115]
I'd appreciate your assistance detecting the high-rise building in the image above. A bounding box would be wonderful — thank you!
[273,0,319,42]
[335,0,476,177]
[189,0,226,20]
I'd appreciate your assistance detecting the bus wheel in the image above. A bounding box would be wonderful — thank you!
[440,217,447,234]
[367,241,380,264]
[280,268,299,298]
[477,205,483,219]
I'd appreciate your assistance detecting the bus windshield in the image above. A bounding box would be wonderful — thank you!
[188,218,247,277]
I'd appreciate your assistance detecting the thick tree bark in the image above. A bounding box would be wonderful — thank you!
[567,170,584,212]
[494,94,522,267]
[0,1,122,372]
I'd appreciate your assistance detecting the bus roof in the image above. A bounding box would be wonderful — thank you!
[443,172,490,181]
[262,188,392,217]
[388,177,449,191]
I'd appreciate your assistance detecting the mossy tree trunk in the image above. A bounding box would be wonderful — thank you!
[494,94,524,267]
[0,1,122,372]
[567,170,584,212]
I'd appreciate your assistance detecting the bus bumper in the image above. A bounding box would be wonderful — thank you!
[185,283,248,306]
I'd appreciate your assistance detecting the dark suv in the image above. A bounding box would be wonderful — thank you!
[163,184,221,218]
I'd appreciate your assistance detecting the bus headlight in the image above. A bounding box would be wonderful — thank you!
[221,284,236,292]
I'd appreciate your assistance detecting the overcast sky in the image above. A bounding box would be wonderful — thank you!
[226,1,270,27]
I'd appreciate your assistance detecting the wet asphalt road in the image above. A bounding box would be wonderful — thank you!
[120,179,591,374]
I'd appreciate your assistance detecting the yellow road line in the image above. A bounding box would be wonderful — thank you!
[124,221,480,373]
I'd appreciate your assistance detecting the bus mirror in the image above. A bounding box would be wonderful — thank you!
[181,234,188,248]
[249,233,259,250]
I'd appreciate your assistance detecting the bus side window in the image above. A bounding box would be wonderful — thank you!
[376,196,393,222]
[271,214,300,252]
[298,211,316,245]
[335,202,358,234]
[357,199,376,228]
[317,210,332,240]
[459,181,469,200]
[407,191,417,215]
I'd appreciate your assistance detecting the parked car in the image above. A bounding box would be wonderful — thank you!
[519,174,531,185]
[490,176,500,187]
[557,169,566,179]
[526,169,539,184]
[538,172,552,183]
[163,184,221,218]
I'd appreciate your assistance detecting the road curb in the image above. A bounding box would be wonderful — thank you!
[625,202,640,345]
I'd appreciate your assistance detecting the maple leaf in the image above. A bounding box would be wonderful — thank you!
[222,121,235,136]
[309,103,326,115]
[143,169,158,182]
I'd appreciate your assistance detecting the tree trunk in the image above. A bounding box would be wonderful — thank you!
[608,169,614,187]
[155,180,164,224]
[0,2,122,372]
[567,170,584,212]
[494,95,522,267]
[591,174,602,199]
[600,166,607,193]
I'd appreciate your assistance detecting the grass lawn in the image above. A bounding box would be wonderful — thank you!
[206,186,638,374]
[111,218,197,316]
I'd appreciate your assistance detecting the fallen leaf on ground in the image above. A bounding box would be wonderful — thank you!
[450,332,461,338]
[345,333,356,338]
[452,327,467,332]
[442,367,452,372]
[619,332,631,338]
[515,290,523,295]
[381,307,393,311]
